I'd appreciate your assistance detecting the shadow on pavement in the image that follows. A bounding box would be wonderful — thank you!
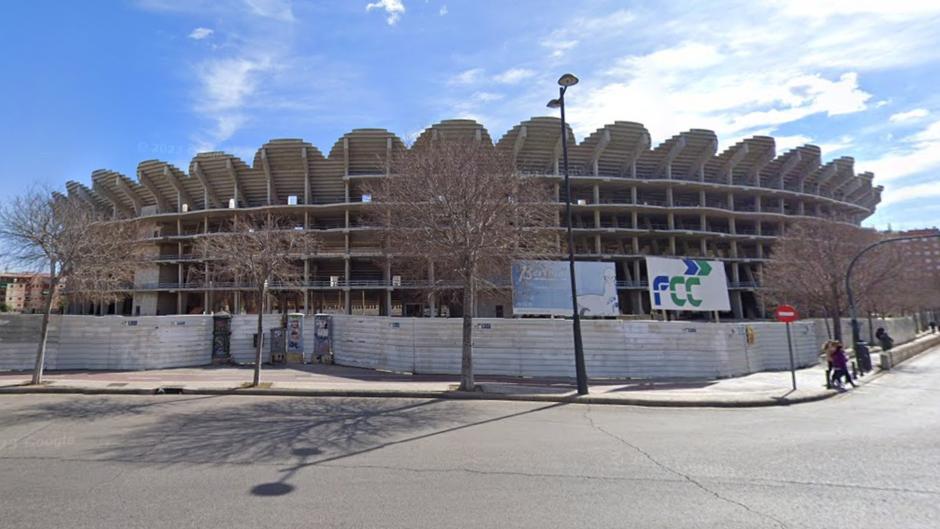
[0,394,223,428]
[45,395,568,498]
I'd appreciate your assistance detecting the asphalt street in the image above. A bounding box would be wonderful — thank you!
[1,348,939,529]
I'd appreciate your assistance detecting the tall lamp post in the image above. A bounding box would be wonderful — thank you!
[548,73,588,395]
[846,233,940,357]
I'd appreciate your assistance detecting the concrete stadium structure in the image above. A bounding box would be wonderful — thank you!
[61,118,881,318]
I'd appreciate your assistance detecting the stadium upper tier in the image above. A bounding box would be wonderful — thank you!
[61,118,881,219]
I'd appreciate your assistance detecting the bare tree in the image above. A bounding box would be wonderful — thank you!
[369,137,557,390]
[198,213,318,386]
[761,219,903,341]
[0,188,138,384]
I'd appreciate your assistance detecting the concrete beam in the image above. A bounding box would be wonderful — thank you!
[301,146,310,204]
[260,148,279,205]
[620,132,650,178]
[654,135,686,179]
[92,181,133,218]
[137,169,170,212]
[591,129,611,176]
[113,175,142,214]
[511,125,528,165]
[687,139,717,179]
[192,161,222,209]
[226,159,243,208]
[720,143,749,182]
[548,135,564,174]
[163,165,193,211]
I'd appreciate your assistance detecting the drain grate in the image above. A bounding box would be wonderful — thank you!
[154,386,184,395]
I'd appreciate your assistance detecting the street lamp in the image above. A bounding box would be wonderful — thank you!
[546,73,588,395]
[846,233,940,367]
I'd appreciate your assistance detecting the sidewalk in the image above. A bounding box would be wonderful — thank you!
[0,355,883,407]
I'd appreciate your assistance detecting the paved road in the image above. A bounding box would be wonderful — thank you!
[1,349,939,529]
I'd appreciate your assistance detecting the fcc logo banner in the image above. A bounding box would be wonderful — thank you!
[646,257,730,312]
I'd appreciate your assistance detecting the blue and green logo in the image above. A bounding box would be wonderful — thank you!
[652,259,712,308]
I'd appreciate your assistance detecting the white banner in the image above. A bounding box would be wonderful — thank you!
[512,260,619,317]
[646,257,730,311]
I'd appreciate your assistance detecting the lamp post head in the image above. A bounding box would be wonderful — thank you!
[557,73,579,87]
[546,98,562,109]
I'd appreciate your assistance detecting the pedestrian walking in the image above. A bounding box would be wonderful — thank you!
[929,321,937,334]
[830,341,856,390]
[875,327,894,351]
[821,340,837,389]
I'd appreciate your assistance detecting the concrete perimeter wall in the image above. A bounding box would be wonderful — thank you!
[0,313,926,378]
[0,314,211,371]
[810,316,919,348]
[331,316,820,379]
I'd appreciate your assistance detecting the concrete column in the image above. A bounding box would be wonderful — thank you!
[732,291,744,319]
[593,184,600,204]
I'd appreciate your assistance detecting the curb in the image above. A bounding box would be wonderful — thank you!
[0,383,840,408]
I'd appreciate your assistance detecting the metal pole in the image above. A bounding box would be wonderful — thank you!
[786,321,796,391]
[559,86,588,395]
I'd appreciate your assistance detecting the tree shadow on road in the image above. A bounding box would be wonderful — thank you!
[74,396,565,498]
[0,394,223,428]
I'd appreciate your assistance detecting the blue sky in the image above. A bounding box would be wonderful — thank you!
[1,0,939,230]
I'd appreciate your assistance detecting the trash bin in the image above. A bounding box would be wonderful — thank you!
[855,341,872,374]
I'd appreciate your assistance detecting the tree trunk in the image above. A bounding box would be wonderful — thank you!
[253,287,265,386]
[459,277,475,391]
[831,310,842,342]
[32,263,57,385]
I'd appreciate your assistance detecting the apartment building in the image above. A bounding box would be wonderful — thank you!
[0,272,59,313]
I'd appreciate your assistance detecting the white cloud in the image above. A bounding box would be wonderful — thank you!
[138,0,295,21]
[471,91,503,103]
[890,108,929,123]
[817,136,854,155]
[568,38,872,144]
[773,135,814,152]
[439,5,447,16]
[448,67,484,85]
[366,0,405,25]
[493,68,535,85]
[243,0,295,21]
[192,56,275,147]
[541,39,578,58]
[769,0,940,19]
[188,27,214,40]
[858,119,940,184]
[881,180,940,206]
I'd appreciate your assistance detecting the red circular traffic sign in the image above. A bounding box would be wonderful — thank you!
[774,305,799,323]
